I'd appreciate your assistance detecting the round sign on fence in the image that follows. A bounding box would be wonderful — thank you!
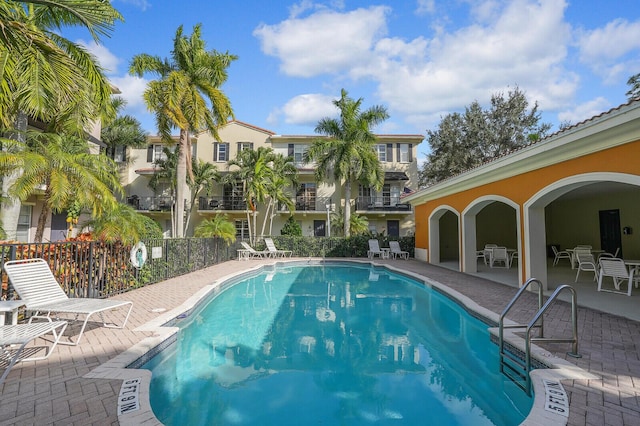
[130,242,147,269]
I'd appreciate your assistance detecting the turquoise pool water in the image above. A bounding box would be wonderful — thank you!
[142,263,533,425]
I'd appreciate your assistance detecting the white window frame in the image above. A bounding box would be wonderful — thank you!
[235,220,249,239]
[216,143,228,162]
[153,145,167,162]
[16,204,32,242]
[399,144,409,163]
[375,144,386,162]
[239,142,252,152]
[294,144,307,164]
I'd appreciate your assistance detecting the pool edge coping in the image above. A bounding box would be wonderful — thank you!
[85,258,594,426]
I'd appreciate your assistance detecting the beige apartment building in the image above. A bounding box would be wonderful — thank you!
[122,121,423,240]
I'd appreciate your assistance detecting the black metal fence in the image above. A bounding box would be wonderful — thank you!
[0,238,235,301]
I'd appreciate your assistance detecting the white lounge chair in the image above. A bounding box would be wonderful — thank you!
[389,241,409,259]
[264,238,292,258]
[3,258,133,346]
[597,258,636,296]
[367,239,387,259]
[240,241,271,258]
[1,321,67,385]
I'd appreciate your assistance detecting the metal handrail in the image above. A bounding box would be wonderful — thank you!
[498,278,544,357]
[498,279,581,395]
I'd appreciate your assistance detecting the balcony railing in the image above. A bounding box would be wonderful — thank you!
[127,195,174,211]
[293,196,333,212]
[355,196,412,212]
[198,196,247,211]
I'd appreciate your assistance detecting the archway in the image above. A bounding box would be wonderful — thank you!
[428,206,460,269]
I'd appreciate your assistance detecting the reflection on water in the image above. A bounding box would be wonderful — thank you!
[144,264,532,425]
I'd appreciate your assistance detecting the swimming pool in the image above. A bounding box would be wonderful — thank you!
[141,262,533,425]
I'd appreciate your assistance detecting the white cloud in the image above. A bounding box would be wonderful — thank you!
[115,0,150,11]
[108,75,148,109]
[415,0,435,16]
[254,6,389,77]
[577,18,640,84]
[77,40,121,74]
[557,97,611,125]
[255,1,581,131]
[280,93,338,126]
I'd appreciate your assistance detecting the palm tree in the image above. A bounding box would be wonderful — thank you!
[0,131,122,242]
[148,146,178,236]
[261,153,297,237]
[83,203,161,245]
[227,146,274,245]
[194,213,236,244]
[101,97,148,161]
[129,24,236,238]
[0,0,122,129]
[185,159,220,233]
[304,89,389,236]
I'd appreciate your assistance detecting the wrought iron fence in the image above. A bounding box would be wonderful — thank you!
[0,238,236,301]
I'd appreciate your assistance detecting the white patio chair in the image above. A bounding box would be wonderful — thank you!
[0,321,68,385]
[264,238,292,258]
[3,259,133,346]
[489,247,510,268]
[482,244,498,265]
[389,241,409,260]
[597,258,636,296]
[367,239,387,259]
[598,247,620,261]
[574,251,598,282]
[240,241,271,258]
[551,246,571,266]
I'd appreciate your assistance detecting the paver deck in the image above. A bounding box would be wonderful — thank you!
[1,258,638,425]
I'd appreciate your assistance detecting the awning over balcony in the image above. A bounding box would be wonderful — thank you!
[384,171,409,181]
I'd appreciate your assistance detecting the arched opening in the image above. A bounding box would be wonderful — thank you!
[428,206,460,269]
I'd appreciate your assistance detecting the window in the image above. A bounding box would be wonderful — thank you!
[288,144,308,164]
[214,143,229,162]
[147,144,169,163]
[238,142,253,152]
[375,144,386,162]
[235,220,249,239]
[397,143,413,163]
[16,205,32,242]
[106,145,126,162]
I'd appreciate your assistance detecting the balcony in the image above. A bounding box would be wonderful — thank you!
[198,196,247,211]
[127,195,174,212]
[355,196,412,213]
[293,196,333,212]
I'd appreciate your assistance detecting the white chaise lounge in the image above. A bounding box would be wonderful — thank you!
[1,321,67,385]
[3,258,133,346]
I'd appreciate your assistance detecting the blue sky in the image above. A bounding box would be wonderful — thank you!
[67,0,640,160]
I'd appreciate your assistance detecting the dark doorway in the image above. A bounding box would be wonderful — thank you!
[387,220,400,237]
[599,209,622,257]
[50,213,68,241]
[314,220,326,237]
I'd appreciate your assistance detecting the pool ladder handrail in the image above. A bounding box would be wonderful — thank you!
[498,278,581,395]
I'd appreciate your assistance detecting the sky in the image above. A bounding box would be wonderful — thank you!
[65,0,640,161]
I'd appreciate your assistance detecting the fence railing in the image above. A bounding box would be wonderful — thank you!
[0,238,237,300]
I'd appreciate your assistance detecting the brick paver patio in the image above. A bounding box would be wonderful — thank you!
[1,259,638,425]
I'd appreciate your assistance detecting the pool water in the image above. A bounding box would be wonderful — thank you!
[142,263,533,425]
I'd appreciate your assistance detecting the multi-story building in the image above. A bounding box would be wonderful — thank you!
[122,120,423,239]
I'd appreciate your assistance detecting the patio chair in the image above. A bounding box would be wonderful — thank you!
[574,252,598,282]
[240,241,271,258]
[3,258,133,346]
[264,238,292,258]
[598,247,620,261]
[389,241,409,260]
[482,244,498,265]
[597,258,636,296]
[551,246,571,266]
[0,321,68,385]
[367,239,387,259]
[489,247,510,268]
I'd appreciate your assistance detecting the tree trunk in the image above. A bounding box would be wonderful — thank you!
[260,198,272,238]
[344,180,351,236]
[0,113,28,240]
[35,186,52,242]
[175,129,188,238]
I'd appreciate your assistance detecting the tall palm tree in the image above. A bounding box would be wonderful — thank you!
[0,0,122,129]
[260,153,297,237]
[0,131,122,242]
[101,97,148,161]
[185,159,220,233]
[304,89,389,236]
[148,146,178,236]
[227,146,274,245]
[129,24,236,238]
